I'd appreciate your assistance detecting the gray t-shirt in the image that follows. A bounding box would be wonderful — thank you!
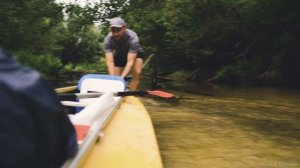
[104,29,142,58]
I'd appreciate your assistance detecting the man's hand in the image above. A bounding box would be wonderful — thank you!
[121,52,137,78]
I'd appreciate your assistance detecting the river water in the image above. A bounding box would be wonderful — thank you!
[140,82,300,168]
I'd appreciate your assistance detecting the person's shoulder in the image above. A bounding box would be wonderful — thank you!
[126,29,138,37]
[0,58,41,91]
[125,29,139,42]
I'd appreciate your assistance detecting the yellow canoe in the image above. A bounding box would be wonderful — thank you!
[58,74,163,168]
[79,96,163,168]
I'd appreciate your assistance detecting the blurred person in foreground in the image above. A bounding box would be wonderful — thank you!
[104,17,144,90]
[0,47,77,168]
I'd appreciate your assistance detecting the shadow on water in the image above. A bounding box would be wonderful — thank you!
[202,99,300,146]
[140,81,300,168]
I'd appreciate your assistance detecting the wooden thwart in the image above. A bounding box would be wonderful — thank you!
[55,85,77,94]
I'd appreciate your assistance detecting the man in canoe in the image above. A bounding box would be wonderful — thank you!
[0,47,77,168]
[104,17,144,90]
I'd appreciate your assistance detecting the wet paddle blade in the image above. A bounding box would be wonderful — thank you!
[147,90,175,98]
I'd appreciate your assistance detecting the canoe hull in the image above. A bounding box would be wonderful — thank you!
[79,96,163,168]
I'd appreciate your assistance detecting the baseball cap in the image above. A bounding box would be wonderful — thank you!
[109,17,126,28]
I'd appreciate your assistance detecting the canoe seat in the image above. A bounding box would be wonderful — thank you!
[75,74,126,111]
[78,74,126,93]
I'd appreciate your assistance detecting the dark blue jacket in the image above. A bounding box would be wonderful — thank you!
[0,48,77,168]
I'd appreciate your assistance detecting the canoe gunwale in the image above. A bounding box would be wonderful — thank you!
[62,94,123,168]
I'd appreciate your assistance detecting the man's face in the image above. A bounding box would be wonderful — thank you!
[110,27,125,40]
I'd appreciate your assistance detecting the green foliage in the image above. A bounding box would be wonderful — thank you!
[15,51,63,77]
[0,0,63,52]
[55,3,109,65]
[57,24,103,64]
[73,61,106,73]
[169,70,193,81]
[215,65,244,84]
[122,0,300,87]
[1,0,299,87]
[60,60,106,76]
[215,60,255,85]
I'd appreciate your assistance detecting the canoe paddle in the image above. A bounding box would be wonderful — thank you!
[59,90,175,100]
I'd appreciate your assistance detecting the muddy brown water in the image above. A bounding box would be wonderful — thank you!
[140,83,300,168]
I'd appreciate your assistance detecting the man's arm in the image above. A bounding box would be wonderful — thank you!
[121,52,137,78]
[105,52,115,75]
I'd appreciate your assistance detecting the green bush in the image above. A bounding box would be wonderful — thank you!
[74,61,106,73]
[59,59,107,79]
[15,51,63,77]
[169,70,192,81]
[215,65,244,84]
